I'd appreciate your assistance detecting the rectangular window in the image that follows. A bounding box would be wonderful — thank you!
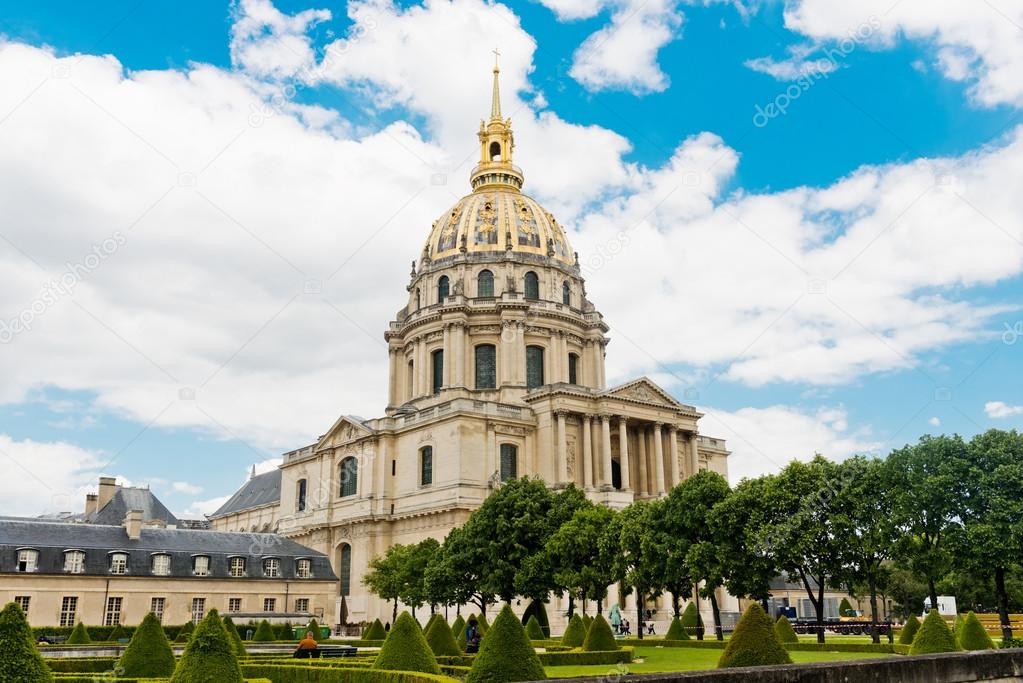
[296,559,312,579]
[431,350,443,394]
[150,597,165,623]
[14,596,30,615]
[64,551,85,574]
[568,353,578,385]
[526,346,544,389]
[110,553,128,575]
[104,597,123,626]
[229,557,246,577]
[500,443,518,482]
[297,478,307,512]
[191,598,206,624]
[152,554,171,576]
[264,558,280,578]
[420,446,433,487]
[59,597,78,627]
[17,549,38,572]
[294,598,309,612]
[228,598,242,613]
[475,344,496,390]
[263,598,276,612]
[193,556,210,577]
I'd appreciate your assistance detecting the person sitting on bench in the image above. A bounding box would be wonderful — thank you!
[294,630,320,659]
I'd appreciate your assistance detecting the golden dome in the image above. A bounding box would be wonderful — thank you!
[426,190,574,265]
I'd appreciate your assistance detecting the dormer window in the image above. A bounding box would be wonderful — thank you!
[264,558,280,578]
[110,552,129,575]
[64,550,85,574]
[229,557,246,578]
[151,554,171,576]
[192,555,210,577]
[17,549,38,573]
[296,558,312,579]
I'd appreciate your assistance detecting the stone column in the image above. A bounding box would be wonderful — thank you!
[618,416,630,491]
[557,411,568,484]
[418,337,428,397]
[653,423,666,495]
[453,323,465,387]
[582,414,593,489]
[669,426,680,487]
[442,325,451,387]
[688,431,699,477]
[387,348,398,406]
[636,425,648,495]
[600,414,613,488]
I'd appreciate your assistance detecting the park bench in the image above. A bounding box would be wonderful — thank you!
[293,645,357,659]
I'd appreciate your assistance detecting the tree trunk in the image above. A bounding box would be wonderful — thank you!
[816,578,826,644]
[597,598,603,615]
[761,597,769,612]
[567,594,575,619]
[709,591,723,641]
[637,590,645,641]
[392,599,398,624]
[672,592,680,619]
[995,566,1013,641]
[869,578,880,644]
[928,578,938,616]
[694,590,703,641]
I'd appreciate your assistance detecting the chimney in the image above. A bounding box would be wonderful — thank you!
[124,509,144,540]
[85,493,99,517]
[98,476,118,510]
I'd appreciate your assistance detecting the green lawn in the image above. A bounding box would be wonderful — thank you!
[544,646,892,678]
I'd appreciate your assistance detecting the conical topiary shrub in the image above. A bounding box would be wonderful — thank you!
[170,609,243,683]
[958,612,995,651]
[465,604,546,683]
[373,611,440,674]
[838,598,855,617]
[274,622,293,641]
[307,618,323,641]
[774,615,799,644]
[582,614,618,651]
[67,621,91,644]
[118,612,175,677]
[107,624,128,642]
[953,613,964,639]
[457,614,475,650]
[478,612,490,634]
[909,610,958,656]
[426,612,462,657]
[364,618,387,640]
[451,614,466,643]
[522,600,551,639]
[175,620,195,643]
[581,614,593,634]
[899,614,920,645]
[0,602,52,682]
[665,616,689,641]
[681,602,704,639]
[561,614,586,647]
[525,615,545,640]
[252,619,275,642]
[718,603,792,669]
[222,616,247,657]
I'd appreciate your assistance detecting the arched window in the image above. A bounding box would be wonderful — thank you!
[415,288,421,311]
[296,478,307,512]
[524,271,539,300]
[489,141,502,161]
[407,360,414,399]
[568,353,579,385]
[431,350,443,395]
[475,344,497,389]
[526,345,545,389]
[339,457,358,497]
[477,269,494,297]
[562,281,571,306]
[338,544,352,596]
[438,275,449,302]
[420,446,433,486]
[500,444,518,482]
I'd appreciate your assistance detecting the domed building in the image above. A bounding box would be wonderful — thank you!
[210,62,731,629]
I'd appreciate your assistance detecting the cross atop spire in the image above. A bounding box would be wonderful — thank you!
[490,48,502,120]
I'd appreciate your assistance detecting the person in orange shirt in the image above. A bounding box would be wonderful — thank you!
[294,630,319,659]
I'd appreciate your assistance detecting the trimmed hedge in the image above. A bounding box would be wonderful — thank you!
[457,615,475,651]
[665,617,689,641]
[365,619,388,641]
[108,624,128,642]
[465,604,545,683]
[240,664,455,683]
[0,602,52,682]
[118,612,176,677]
[46,658,119,673]
[175,621,195,644]
[582,614,618,652]
[909,609,958,656]
[538,648,632,666]
[522,600,551,639]
[838,598,855,617]
[253,620,276,642]
[959,611,995,651]
[774,615,799,644]
[224,616,248,658]
[170,609,244,683]
[426,614,462,657]
[373,611,440,674]
[717,603,792,669]
[560,614,586,648]
[525,616,545,641]
[899,614,920,645]
[66,622,91,645]
[450,616,465,644]
[681,602,704,640]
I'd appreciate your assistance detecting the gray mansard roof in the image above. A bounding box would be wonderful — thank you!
[0,518,335,581]
[209,469,282,519]
[86,486,180,527]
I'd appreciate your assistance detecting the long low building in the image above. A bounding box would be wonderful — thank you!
[0,512,337,627]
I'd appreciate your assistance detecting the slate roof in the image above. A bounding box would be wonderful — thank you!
[0,518,336,581]
[209,469,282,519]
[86,486,180,527]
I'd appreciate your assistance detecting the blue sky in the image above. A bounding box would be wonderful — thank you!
[0,0,1021,517]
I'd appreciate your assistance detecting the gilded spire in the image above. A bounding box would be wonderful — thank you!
[490,48,502,121]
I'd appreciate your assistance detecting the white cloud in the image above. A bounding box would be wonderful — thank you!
[252,458,283,476]
[782,0,1023,107]
[170,481,203,495]
[698,405,881,483]
[0,434,106,516]
[230,0,331,79]
[985,401,1023,418]
[745,42,841,80]
[928,416,941,426]
[180,495,230,518]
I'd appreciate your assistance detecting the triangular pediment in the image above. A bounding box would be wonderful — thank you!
[601,377,687,409]
[317,414,374,450]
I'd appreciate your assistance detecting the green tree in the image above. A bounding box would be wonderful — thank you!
[400,538,441,617]
[67,621,91,644]
[118,612,176,677]
[373,611,440,674]
[430,525,496,615]
[709,475,779,606]
[612,501,662,640]
[170,609,243,683]
[364,543,412,623]
[543,503,619,614]
[0,602,51,683]
[465,604,545,683]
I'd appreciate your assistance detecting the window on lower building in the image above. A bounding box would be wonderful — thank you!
[431,350,443,394]
[263,598,276,612]
[14,596,30,615]
[339,544,352,597]
[339,457,358,497]
[104,597,123,626]
[64,550,85,574]
[59,597,78,627]
[110,552,128,575]
[264,558,280,578]
[524,271,539,300]
[568,353,579,385]
[191,598,206,624]
[151,553,171,576]
[193,555,210,577]
[475,344,496,389]
[150,597,165,623]
[294,598,310,613]
[296,478,307,512]
[500,444,518,482]
[296,558,312,579]
[229,557,246,577]
[228,598,242,613]
[526,345,545,389]
[17,549,38,572]
[437,275,449,303]
[420,446,433,487]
